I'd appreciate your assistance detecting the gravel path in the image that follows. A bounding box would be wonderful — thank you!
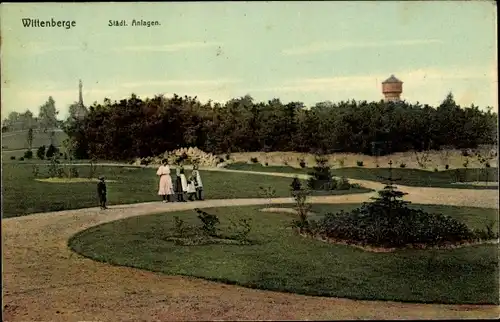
[2,170,499,321]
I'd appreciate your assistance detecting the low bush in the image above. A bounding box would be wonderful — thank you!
[195,208,220,237]
[69,166,79,178]
[45,144,58,159]
[37,145,46,160]
[445,164,450,170]
[229,217,252,242]
[250,157,259,163]
[19,157,25,161]
[356,160,364,167]
[10,156,15,160]
[399,163,406,168]
[299,159,306,168]
[298,172,482,249]
[290,177,302,191]
[32,165,39,177]
[23,150,33,159]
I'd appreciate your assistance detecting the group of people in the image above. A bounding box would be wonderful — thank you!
[156,159,204,203]
[95,159,204,210]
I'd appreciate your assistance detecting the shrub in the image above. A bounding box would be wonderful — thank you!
[335,176,351,190]
[473,221,499,240]
[32,164,39,177]
[48,157,61,178]
[291,188,312,234]
[461,149,471,157]
[463,159,469,168]
[434,168,438,172]
[356,160,364,167]
[23,149,33,159]
[229,218,252,242]
[485,162,491,168]
[265,162,269,166]
[195,208,220,237]
[37,145,46,160]
[259,186,276,199]
[45,144,58,159]
[173,216,189,238]
[225,153,231,160]
[445,164,449,170]
[399,163,406,168]
[307,155,332,190]
[299,159,306,168]
[10,156,15,160]
[89,158,98,178]
[69,166,79,178]
[250,157,259,163]
[19,157,24,161]
[218,157,224,163]
[300,172,476,248]
[290,177,302,191]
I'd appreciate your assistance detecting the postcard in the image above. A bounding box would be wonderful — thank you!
[1,2,498,321]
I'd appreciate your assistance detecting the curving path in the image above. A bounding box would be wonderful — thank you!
[2,171,499,321]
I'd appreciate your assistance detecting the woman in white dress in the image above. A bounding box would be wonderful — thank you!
[156,159,174,203]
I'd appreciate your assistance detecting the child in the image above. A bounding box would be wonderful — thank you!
[192,165,204,200]
[97,176,107,209]
[186,172,197,201]
[179,166,188,201]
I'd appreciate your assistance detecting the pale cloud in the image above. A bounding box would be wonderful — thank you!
[117,41,222,52]
[10,41,82,55]
[248,65,497,110]
[120,78,242,89]
[282,39,443,56]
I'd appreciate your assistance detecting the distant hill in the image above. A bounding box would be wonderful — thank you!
[1,129,68,151]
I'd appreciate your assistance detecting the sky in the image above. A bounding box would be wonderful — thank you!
[1,1,497,119]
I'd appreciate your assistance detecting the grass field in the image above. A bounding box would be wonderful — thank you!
[1,129,67,151]
[226,162,498,189]
[1,163,370,218]
[68,203,499,305]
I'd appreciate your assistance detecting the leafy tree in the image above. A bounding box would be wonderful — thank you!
[38,96,59,132]
[46,144,58,159]
[23,149,33,159]
[37,145,46,160]
[62,92,497,161]
[27,128,33,150]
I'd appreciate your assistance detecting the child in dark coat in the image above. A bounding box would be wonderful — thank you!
[97,176,107,209]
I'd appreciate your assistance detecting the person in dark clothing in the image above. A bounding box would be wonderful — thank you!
[97,176,107,209]
[175,167,186,202]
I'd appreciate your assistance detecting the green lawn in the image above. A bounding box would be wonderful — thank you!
[1,163,369,218]
[226,162,498,189]
[1,129,67,151]
[68,204,499,305]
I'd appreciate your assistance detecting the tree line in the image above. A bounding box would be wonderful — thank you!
[62,92,497,161]
[2,96,60,132]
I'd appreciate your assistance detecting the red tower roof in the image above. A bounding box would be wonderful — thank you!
[382,75,403,84]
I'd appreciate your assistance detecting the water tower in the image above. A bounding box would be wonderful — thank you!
[382,75,403,102]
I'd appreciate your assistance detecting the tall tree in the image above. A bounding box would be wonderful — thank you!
[38,96,59,132]
[27,128,33,150]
